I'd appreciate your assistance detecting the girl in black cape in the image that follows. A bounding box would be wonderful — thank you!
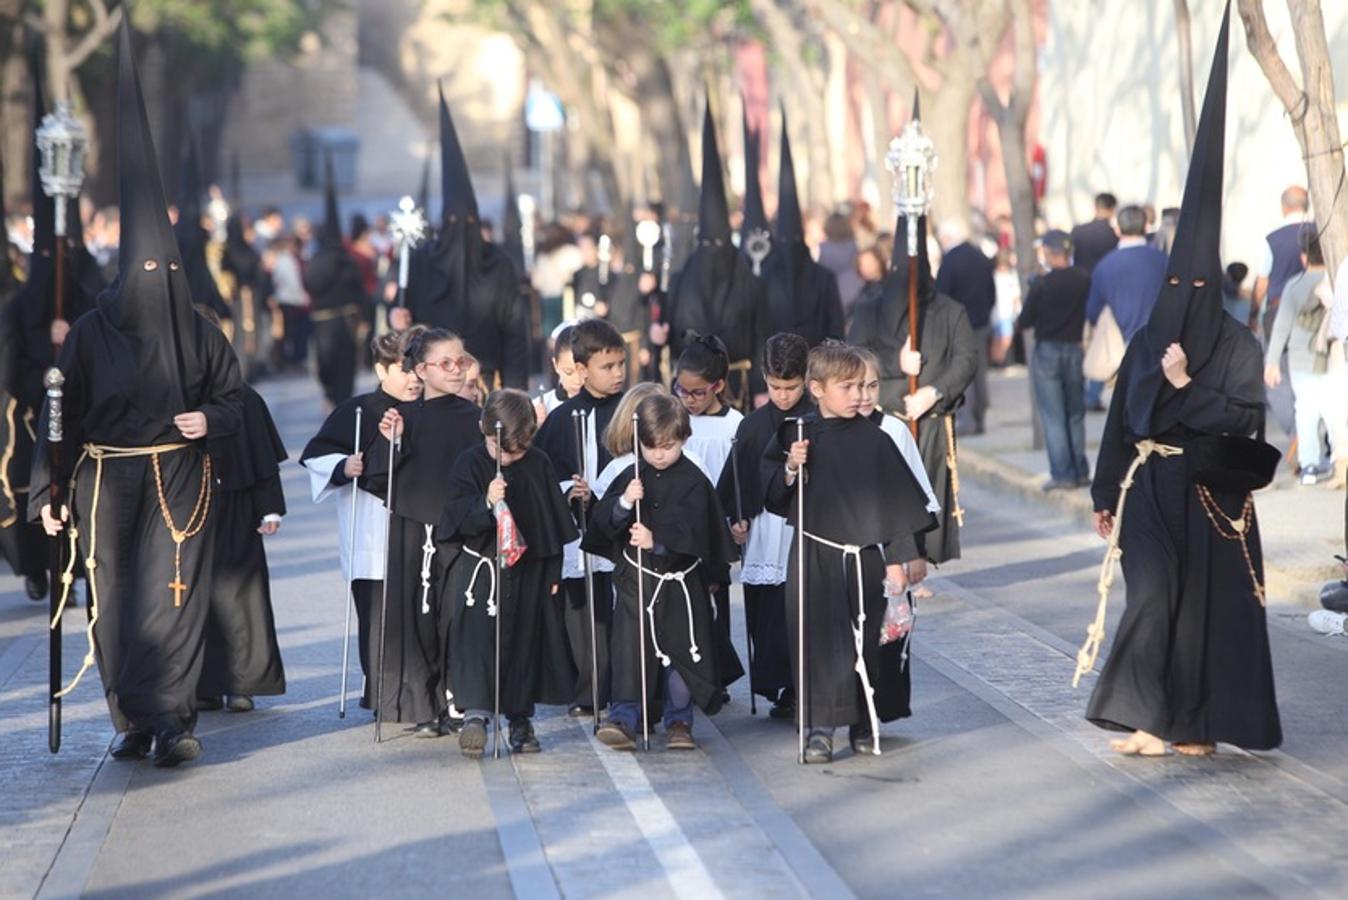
[1081,5,1281,756]
[198,335,288,710]
[764,344,934,764]
[299,331,423,706]
[32,21,244,768]
[585,393,742,752]
[848,212,976,565]
[365,327,483,734]
[439,390,578,757]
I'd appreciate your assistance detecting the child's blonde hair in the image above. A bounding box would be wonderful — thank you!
[602,382,667,458]
[807,342,867,386]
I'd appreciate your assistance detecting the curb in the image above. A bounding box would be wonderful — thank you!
[959,445,1331,609]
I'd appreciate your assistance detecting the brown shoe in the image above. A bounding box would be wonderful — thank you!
[597,721,635,751]
[666,722,695,751]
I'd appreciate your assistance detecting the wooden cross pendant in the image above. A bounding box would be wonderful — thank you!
[170,577,187,608]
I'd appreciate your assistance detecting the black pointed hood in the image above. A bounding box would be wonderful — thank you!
[304,149,366,315]
[697,98,732,246]
[438,82,479,226]
[1124,1,1231,437]
[739,99,768,247]
[101,18,204,413]
[501,152,525,271]
[416,144,432,215]
[775,107,804,245]
[320,150,343,248]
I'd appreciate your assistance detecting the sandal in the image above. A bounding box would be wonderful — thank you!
[1173,742,1216,757]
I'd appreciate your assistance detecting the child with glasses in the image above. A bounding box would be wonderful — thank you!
[366,327,484,736]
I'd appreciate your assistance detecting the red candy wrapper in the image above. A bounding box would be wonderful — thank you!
[495,500,528,567]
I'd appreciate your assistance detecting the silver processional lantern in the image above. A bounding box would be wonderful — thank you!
[884,114,938,258]
[35,101,89,240]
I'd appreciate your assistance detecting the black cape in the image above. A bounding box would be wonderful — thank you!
[716,393,812,523]
[764,414,934,727]
[439,445,578,715]
[199,384,288,696]
[582,454,742,715]
[533,388,624,483]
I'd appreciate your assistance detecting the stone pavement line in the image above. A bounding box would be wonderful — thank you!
[481,755,563,900]
[0,626,39,690]
[581,724,726,900]
[694,716,855,900]
[918,578,1348,897]
[34,752,132,900]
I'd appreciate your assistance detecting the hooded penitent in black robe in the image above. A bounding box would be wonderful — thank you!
[582,454,742,717]
[439,445,577,716]
[0,64,102,586]
[848,211,976,564]
[199,384,287,697]
[1084,5,1280,750]
[764,414,935,730]
[303,155,363,407]
[404,86,528,389]
[717,393,812,702]
[663,102,769,403]
[28,22,243,739]
[764,114,845,346]
[300,389,400,701]
[533,387,623,709]
[361,392,483,723]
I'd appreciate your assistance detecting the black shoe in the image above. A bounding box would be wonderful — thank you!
[196,696,224,711]
[769,689,796,721]
[439,710,465,735]
[596,721,635,751]
[508,718,541,754]
[567,704,593,718]
[718,689,731,705]
[414,718,445,738]
[110,730,153,761]
[459,717,488,758]
[358,696,372,710]
[152,732,202,768]
[803,730,833,764]
[225,695,254,713]
[849,723,878,756]
[25,574,48,601]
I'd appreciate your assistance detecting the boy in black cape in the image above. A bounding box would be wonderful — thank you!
[533,318,628,716]
[365,327,483,735]
[1080,3,1281,757]
[197,308,287,710]
[585,393,742,752]
[439,390,578,757]
[718,333,812,718]
[33,21,244,768]
[299,331,423,705]
[764,343,934,764]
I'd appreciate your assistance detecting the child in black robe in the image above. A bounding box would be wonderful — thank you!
[718,333,811,718]
[299,331,423,707]
[533,319,628,716]
[439,390,578,757]
[197,309,288,711]
[765,344,935,764]
[366,327,483,735]
[585,393,741,751]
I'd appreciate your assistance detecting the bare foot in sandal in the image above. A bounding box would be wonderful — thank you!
[1173,742,1216,757]
[1109,730,1167,756]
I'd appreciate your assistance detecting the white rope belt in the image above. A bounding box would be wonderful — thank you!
[622,551,702,668]
[418,524,436,614]
[462,545,498,617]
[802,530,882,756]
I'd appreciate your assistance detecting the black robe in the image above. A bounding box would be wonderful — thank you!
[763,247,845,347]
[1086,318,1281,749]
[438,445,577,716]
[533,388,624,482]
[29,311,243,736]
[300,389,399,694]
[764,414,934,729]
[582,454,742,716]
[717,394,812,700]
[663,247,770,397]
[361,392,483,723]
[848,286,977,563]
[199,385,287,697]
[302,243,365,407]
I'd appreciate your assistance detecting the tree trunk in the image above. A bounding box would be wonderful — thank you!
[1,0,27,209]
[1174,0,1197,154]
[1239,0,1348,283]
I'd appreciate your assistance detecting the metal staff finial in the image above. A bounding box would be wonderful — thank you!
[389,195,429,299]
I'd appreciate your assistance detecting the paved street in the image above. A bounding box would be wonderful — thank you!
[2,372,1346,899]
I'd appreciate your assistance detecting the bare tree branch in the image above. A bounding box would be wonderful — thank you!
[64,0,123,73]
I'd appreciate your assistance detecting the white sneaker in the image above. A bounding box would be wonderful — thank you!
[1308,610,1347,636]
